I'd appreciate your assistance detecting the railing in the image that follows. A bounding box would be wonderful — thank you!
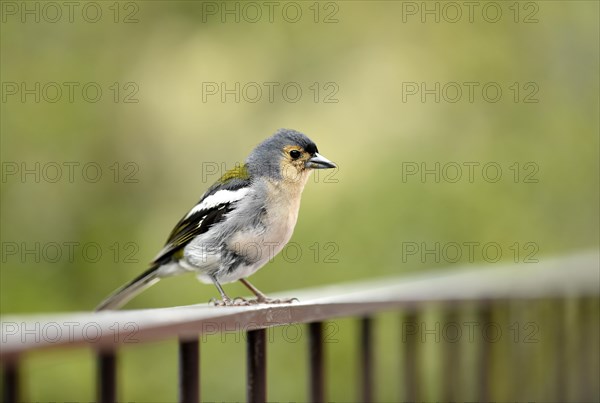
[1,251,599,402]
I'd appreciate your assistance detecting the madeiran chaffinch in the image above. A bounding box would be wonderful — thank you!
[96,129,336,310]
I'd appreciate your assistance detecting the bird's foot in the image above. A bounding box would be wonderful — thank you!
[209,296,252,306]
[209,296,299,306]
[254,296,299,304]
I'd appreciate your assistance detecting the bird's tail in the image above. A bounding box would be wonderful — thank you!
[95,265,161,311]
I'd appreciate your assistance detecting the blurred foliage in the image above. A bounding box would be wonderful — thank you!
[1,1,598,401]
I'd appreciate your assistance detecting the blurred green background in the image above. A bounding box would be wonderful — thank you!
[1,1,598,401]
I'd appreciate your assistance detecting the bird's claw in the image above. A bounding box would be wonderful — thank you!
[232,296,252,306]
[255,296,299,304]
[209,296,299,306]
[209,296,252,306]
[208,297,226,306]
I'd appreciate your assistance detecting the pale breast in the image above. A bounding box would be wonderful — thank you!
[225,175,308,278]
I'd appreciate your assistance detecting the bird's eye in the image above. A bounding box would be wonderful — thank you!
[289,150,301,159]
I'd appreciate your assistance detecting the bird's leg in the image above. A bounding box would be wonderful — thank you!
[239,278,268,300]
[210,276,250,306]
[239,278,298,304]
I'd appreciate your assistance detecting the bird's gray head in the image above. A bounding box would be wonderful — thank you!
[246,129,336,182]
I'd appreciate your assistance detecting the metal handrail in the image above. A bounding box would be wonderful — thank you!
[1,251,598,402]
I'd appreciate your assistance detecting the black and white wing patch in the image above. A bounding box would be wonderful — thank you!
[152,186,250,265]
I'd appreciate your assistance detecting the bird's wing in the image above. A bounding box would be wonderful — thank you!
[152,170,252,265]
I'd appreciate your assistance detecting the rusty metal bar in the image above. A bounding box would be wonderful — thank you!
[2,359,19,403]
[179,338,200,403]
[247,328,267,403]
[308,321,325,403]
[97,350,116,403]
[477,306,492,402]
[359,317,373,402]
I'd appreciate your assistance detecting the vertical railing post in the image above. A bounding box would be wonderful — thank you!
[247,328,267,403]
[578,297,595,402]
[477,305,492,402]
[308,321,325,403]
[554,299,567,402]
[179,337,200,403]
[442,309,460,401]
[509,300,528,400]
[359,317,373,403]
[401,311,419,402]
[2,358,20,403]
[97,350,117,403]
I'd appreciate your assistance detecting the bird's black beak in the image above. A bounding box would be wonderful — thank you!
[306,153,336,169]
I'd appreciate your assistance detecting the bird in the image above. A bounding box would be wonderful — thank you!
[96,129,336,310]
